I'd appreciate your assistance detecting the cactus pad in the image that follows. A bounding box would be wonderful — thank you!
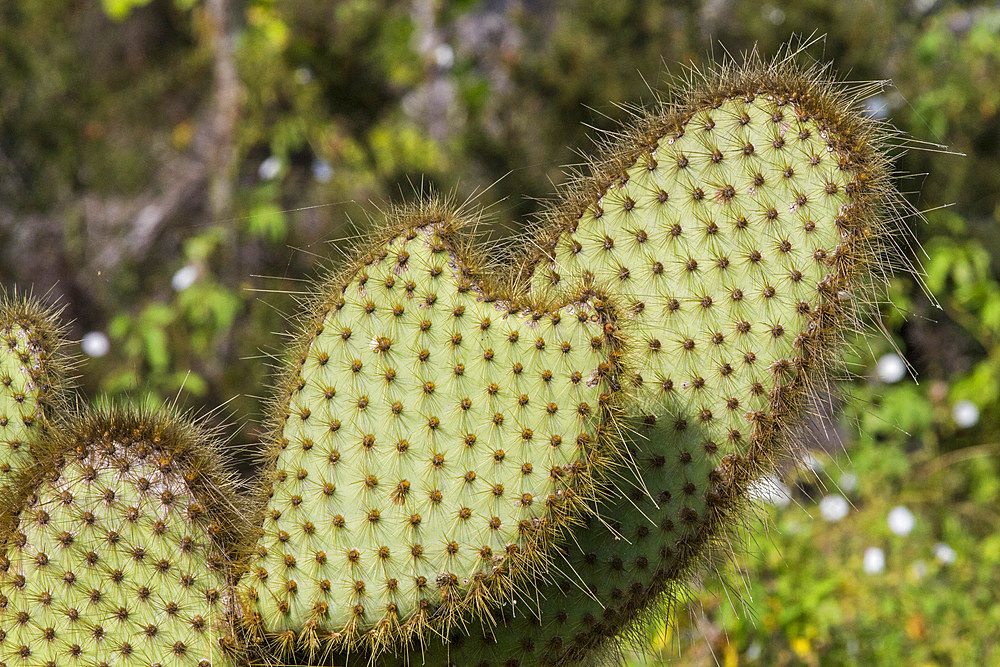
[240,209,625,655]
[0,297,64,490]
[0,409,243,667]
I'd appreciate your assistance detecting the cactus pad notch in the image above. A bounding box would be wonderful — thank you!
[368,48,912,666]
[239,200,628,658]
[0,407,248,667]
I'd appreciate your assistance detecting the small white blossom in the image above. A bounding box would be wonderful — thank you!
[876,353,907,383]
[933,542,957,564]
[888,505,916,536]
[839,472,858,493]
[81,332,110,358]
[819,494,850,522]
[312,159,333,183]
[953,400,979,428]
[864,95,891,120]
[863,546,886,574]
[746,475,791,508]
[258,155,283,181]
[171,265,200,292]
[434,43,455,69]
[802,452,824,473]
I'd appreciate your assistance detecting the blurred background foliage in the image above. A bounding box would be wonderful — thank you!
[1,0,998,664]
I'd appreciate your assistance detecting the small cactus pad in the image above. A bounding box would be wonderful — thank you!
[240,213,624,653]
[0,297,63,489]
[0,409,243,667]
[371,62,896,665]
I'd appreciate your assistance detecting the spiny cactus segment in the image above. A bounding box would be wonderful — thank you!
[0,295,66,490]
[239,203,626,658]
[365,55,904,666]
[0,408,247,667]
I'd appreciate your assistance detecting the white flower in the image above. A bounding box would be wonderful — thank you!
[819,494,850,522]
[910,560,928,579]
[171,265,200,292]
[863,546,886,574]
[81,332,110,358]
[746,475,791,508]
[864,94,891,120]
[876,353,907,383]
[839,472,858,493]
[887,505,915,536]
[258,155,283,181]
[434,43,454,69]
[312,159,333,183]
[802,452,824,473]
[953,400,979,428]
[933,542,957,564]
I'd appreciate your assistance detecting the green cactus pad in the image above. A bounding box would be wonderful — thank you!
[0,409,244,667]
[0,296,65,490]
[368,58,900,666]
[240,206,625,656]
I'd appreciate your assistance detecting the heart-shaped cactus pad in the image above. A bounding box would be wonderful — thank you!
[240,205,626,654]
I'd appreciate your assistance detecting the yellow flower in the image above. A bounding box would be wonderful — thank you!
[723,642,739,667]
[791,637,812,660]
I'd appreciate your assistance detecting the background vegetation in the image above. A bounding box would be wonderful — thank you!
[1,0,998,664]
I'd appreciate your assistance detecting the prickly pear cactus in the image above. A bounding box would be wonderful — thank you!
[0,296,65,490]
[0,409,245,667]
[239,203,626,657]
[364,55,903,666]
[0,49,910,667]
